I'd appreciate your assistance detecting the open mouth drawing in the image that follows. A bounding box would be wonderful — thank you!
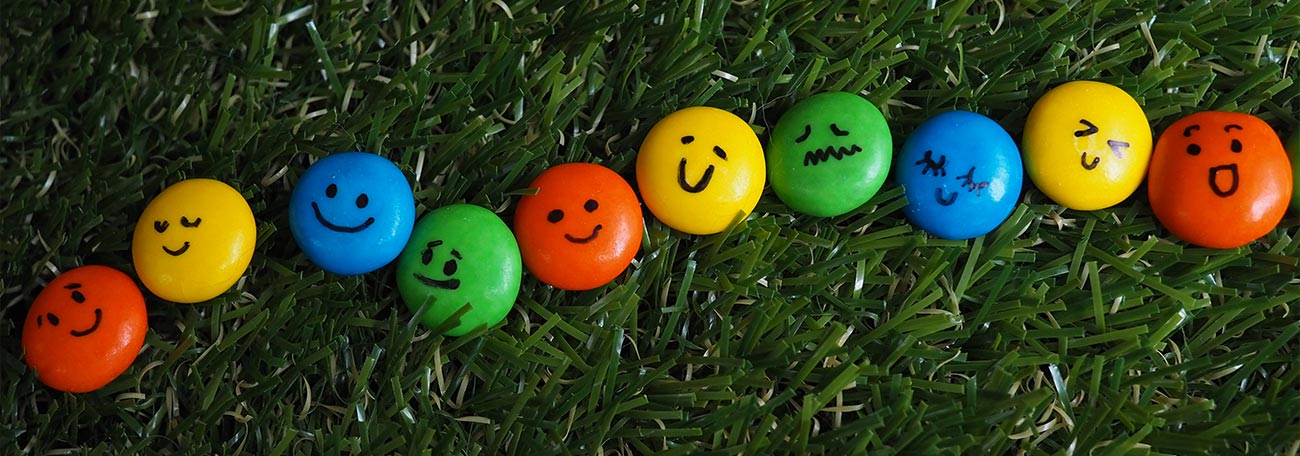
[1208,164,1239,198]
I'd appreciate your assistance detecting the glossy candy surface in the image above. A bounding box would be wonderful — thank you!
[514,163,642,291]
[1023,81,1153,210]
[289,152,416,275]
[1149,111,1291,248]
[636,106,765,234]
[132,178,256,303]
[768,92,893,217]
[896,110,1023,240]
[396,204,522,336]
[23,265,147,393]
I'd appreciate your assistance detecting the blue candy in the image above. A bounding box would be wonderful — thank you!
[896,111,1023,240]
[289,152,416,275]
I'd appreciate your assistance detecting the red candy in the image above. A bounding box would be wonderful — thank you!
[514,163,643,290]
[1148,111,1292,248]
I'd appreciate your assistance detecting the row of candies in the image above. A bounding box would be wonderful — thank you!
[21,80,1297,393]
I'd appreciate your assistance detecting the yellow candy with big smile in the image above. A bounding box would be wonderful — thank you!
[132,178,256,303]
[1023,81,1153,210]
[636,106,766,235]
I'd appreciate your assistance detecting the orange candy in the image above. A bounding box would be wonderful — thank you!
[22,265,148,393]
[514,163,643,290]
[1148,111,1292,248]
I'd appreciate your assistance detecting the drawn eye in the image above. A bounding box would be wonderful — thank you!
[584,199,598,212]
[46,313,60,326]
[1230,139,1242,153]
[71,291,85,303]
[914,150,948,177]
[1074,119,1099,137]
[154,220,169,233]
[548,209,564,223]
[794,125,811,143]
[356,193,369,208]
[326,183,338,198]
[443,259,458,276]
[1187,144,1201,156]
[830,124,849,136]
[180,216,201,228]
[712,146,727,160]
[680,136,694,144]
[421,247,433,265]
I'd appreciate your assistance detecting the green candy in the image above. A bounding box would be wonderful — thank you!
[768,92,893,217]
[396,204,521,336]
[1288,131,1300,210]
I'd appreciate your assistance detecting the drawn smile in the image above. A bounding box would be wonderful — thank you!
[935,188,957,206]
[677,158,714,193]
[1080,152,1100,170]
[1209,164,1239,198]
[70,308,103,337]
[162,242,190,256]
[312,202,375,233]
[414,273,461,290]
[564,224,603,244]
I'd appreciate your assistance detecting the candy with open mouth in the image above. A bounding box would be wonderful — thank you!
[767,92,893,217]
[1023,81,1153,210]
[896,110,1023,240]
[1148,111,1291,248]
[23,265,147,393]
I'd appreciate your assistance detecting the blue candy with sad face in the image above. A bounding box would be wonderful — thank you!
[289,152,416,275]
[896,110,1023,240]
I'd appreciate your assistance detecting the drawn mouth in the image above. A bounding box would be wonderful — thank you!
[414,273,461,290]
[162,242,190,256]
[564,224,603,244]
[1209,164,1239,198]
[1081,152,1100,170]
[312,202,376,233]
[935,188,957,206]
[803,144,863,166]
[69,308,102,337]
[677,158,714,193]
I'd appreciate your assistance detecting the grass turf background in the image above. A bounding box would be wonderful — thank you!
[5,0,1300,454]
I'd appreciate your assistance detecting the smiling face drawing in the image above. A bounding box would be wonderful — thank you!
[514,163,643,291]
[768,92,894,217]
[636,106,765,235]
[23,265,147,393]
[1023,81,1153,211]
[289,152,416,275]
[1148,111,1291,248]
[896,110,1023,240]
[396,204,522,337]
[132,178,256,303]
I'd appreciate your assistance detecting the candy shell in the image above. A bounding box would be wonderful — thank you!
[1148,111,1291,248]
[1023,81,1153,210]
[768,92,893,217]
[636,106,765,235]
[289,152,416,275]
[132,178,256,303]
[896,110,1023,240]
[23,265,147,393]
[514,163,642,291]
[396,204,522,336]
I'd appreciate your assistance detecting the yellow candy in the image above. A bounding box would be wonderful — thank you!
[1023,81,1153,210]
[636,106,765,234]
[132,179,256,303]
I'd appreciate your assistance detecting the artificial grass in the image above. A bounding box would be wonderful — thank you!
[4,0,1300,454]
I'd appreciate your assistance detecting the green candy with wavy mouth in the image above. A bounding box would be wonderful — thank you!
[396,204,522,336]
[768,92,893,217]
